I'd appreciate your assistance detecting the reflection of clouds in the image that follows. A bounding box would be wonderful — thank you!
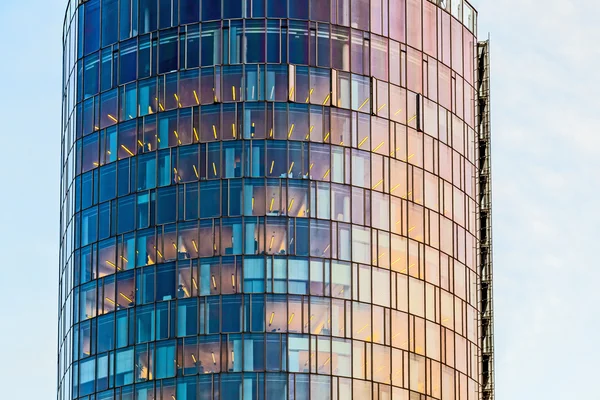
[475,0,600,398]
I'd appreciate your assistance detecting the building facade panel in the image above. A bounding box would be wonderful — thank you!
[58,1,486,399]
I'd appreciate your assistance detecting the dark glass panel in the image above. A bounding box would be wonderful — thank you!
[101,0,119,46]
[139,0,158,34]
[84,0,100,55]
[202,0,221,21]
[289,21,309,65]
[159,29,179,74]
[224,0,243,18]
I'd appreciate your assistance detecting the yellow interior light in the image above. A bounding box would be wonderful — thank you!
[159,103,165,111]
[174,93,179,102]
[288,162,295,174]
[323,169,330,179]
[231,274,236,288]
[137,140,144,148]
[106,260,118,269]
[357,324,369,334]
[211,352,216,364]
[288,198,295,212]
[305,88,314,103]
[408,226,416,233]
[105,297,116,306]
[182,285,190,297]
[212,275,217,289]
[212,162,217,176]
[120,145,134,156]
[193,165,199,178]
[323,244,330,254]
[288,123,295,138]
[212,125,218,139]
[192,278,198,290]
[358,97,369,111]
[172,242,178,250]
[191,354,197,363]
[377,103,387,112]
[192,240,198,253]
[358,136,369,148]
[119,292,133,303]
[107,114,118,123]
[373,141,385,152]
[323,357,331,366]
[269,197,275,212]
[394,108,403,116]
[372,179,383,189]
[289,86,295,99]
[193,90,199,105]
[231,350,235,362]
[407,115,417,123]
[269,160,275,174]
[120,256,129,263]
[232,86,236,101]
[251,197,255,211]
[288,313,295,325]
[324,132,330,141]
[269,235,275,251]
[193,127,199,142]
[322,93,330,105]
[269,312,275,326]
[232,123,236,138]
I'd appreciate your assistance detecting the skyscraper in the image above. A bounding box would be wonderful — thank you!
[58,0,494,399]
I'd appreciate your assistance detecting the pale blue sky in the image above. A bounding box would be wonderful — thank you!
[0,0,597,398]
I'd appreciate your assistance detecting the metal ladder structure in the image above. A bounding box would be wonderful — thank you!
[477,39,495,400]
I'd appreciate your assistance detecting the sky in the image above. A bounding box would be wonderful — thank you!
[0,0,598,398]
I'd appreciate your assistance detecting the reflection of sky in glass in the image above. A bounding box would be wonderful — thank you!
[2,0,600,399]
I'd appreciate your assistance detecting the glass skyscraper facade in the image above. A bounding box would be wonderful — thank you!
[58,0,494,399]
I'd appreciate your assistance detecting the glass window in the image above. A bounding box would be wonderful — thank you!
[155,340,176,379]
[83,0,100,55]
[289,21,309,65]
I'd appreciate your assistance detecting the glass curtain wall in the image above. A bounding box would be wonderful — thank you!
[58,0,482,399]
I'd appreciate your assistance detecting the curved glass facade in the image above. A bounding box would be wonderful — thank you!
[58,1,486,400]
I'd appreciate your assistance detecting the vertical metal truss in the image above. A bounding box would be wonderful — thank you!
[477,39,495,400]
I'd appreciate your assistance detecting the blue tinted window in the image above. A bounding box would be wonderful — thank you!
[139,0,158,34]
[224,0,243,18]
[267,0,286,18]
[180,0,200,23]
[252,0,265,17]
[120,39,138,84]
[83,0,100,55]
[202,0,221,21]
[117,195,135,233]
[289,21,309,65]
[159,29,179,74]
[290,0,309,19]
[246,20,266,63]
[157,186,177,224]
[101,0,118,46]
[201,23,221,66]
[83,53,99,99]
[97,314,115,353]
[98,202,111,239]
